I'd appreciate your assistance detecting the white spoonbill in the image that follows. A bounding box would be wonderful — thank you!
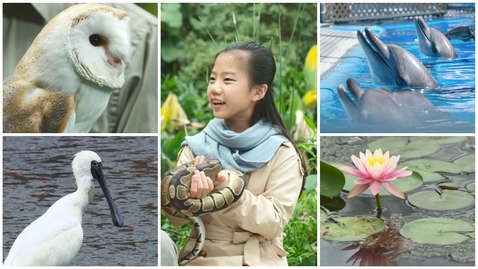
[3,150,124,266]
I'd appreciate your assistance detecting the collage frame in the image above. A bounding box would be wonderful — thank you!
[0,1,476,267]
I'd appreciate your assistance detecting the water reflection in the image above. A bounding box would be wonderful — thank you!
[2,136,158,266]
[320,136,475,266]
[341,221,406,266]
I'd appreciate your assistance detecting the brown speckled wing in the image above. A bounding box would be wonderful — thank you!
[3,78,76,133]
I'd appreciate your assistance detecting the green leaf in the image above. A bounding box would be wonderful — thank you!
[161,39,184,63]
[453,154,475,173]
[320,210,327,223]
[161,4,183,28]
[469,231,475,238]
[399,218,474,245]
[400,159,462,182]
[163,131,185,159]
[320,195,345,212]
[330,162,423,196]
[431,136,467,144]
[304,174,317,193]
[320,161,345,198]
[368,137,441,159]
[467,182,475,192]
[321,216,385,241]
[408,190,475,210]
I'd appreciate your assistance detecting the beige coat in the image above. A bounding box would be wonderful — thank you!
[164,142,304,266]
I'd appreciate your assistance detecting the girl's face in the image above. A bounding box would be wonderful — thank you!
[207,52,265,130]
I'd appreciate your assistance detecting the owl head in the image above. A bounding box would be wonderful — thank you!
[66,4,131,89]
[19,4,131,90]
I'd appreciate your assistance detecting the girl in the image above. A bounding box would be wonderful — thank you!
[164,41,305,266]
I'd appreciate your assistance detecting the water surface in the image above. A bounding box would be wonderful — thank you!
[321,17,475,133]
[3,136,158,266]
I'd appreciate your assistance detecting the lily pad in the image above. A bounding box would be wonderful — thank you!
[368,137,441,159]
[429,136,467,144]
[321,216,385,241]
[467,182,475,192]
[453,154,475,173]
[399,218,474,245]
[320,210,327,223]
[400,159,462,182]
[469,231,475,238]
[320,161,345,198]
[330,162,423,196]
[408,190,475,211]
[320,195,346,212]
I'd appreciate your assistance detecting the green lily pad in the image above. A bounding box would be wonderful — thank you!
[469,231,475,238]
[321,216,385,241]
[399,218,474,245]
[320,161,345,198]
[320,195,346,212]
[330,162,423,196]
[467,182,475,192]
[368,137,441,159]
[453,154,475,173]
[400,159,462,182]
[320,210,327,223]
[304,174,318,193]
[429,136,467,144]
[408,190,475,210]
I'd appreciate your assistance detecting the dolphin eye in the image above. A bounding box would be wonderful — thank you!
[91,160,99,166]
[396,79,406,87]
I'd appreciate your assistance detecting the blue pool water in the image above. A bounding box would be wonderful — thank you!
[320,17,475,133]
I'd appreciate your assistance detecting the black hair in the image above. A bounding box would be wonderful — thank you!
[216,41,306,197]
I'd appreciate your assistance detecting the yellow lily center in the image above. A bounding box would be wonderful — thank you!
[368,155,386,167]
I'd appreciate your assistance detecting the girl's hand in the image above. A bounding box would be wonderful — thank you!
[193,155,205,165]
[188,156,227,198]
[189,170,214,198]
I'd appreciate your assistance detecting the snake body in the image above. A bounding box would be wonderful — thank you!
[161,159,246,265]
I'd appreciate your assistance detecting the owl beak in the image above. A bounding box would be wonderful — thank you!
[107,57,123,77]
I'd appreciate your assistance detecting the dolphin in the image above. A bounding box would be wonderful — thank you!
[357,28,439,89]
[337,78,437,130]
[414,17,458,59]
[444,26,475,42]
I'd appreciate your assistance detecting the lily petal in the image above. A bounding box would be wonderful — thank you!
[350,155,369,175]
[369,181,382,195]
[342,166,370,179]
[384,155,399,173]
[386,166,413,179]
[379,177,398,183]
[346,183,370,198]
[382,182,406,199]
[355,178,373,184]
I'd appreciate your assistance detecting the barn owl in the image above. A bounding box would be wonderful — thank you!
[3,4,131,133]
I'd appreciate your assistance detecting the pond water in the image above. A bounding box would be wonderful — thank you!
[320,136,475,266]
[2,136,158,266]
[320,17,475,133]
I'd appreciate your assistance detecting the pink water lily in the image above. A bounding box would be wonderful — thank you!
[342,149,412,200]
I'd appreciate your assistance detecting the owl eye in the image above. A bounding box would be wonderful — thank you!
[91,160,99,166]
[89,34,102,46]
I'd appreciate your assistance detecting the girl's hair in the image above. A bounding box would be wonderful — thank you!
[216,41,306,196]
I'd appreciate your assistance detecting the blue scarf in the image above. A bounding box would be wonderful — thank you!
[182,118,288,172]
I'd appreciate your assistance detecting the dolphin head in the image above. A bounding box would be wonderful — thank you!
[445,26,475,41]
[337,78,420,128]
[357,27,439,89]
[414,17,436,54]
[415,16,458,59]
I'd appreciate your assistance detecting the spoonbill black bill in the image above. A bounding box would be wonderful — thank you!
[3,150,123,266]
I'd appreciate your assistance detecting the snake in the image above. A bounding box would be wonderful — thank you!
[161,159,246,266]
